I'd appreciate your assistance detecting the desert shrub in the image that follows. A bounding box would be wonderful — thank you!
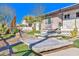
[27,30,40,35]
[73,39,79,48]
[19,24,26,27]
[61,35,71,40]
[1,34,15,39]
[70,27,78,38]
[13,28,19,34]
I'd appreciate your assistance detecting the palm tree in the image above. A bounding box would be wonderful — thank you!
[24,16,35,26]
[28,4,45,31]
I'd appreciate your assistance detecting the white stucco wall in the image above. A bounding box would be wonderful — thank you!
[62,9,79,31]
[51,17,62,30]
[41,8,79,31]
[41,17,62,31]
[35,22,40,31]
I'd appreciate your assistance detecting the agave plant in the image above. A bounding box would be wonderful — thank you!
[0,23,8,35]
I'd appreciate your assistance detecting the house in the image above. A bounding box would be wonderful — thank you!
[21,19,32,31]
[22,16,41,31]
[41,4,79,32]
[22,19,29,26]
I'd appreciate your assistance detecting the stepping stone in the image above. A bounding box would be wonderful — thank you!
[20,37,73,55]
[0,41,6,48]
[20,37,45,46]
[32,38,73,54]
[0,49,9,56]
[6,37,21,45]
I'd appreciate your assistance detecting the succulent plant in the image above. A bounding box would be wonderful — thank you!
[73,39,79,48]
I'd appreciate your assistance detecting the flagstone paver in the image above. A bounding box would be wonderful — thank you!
[0,40,6,47]
[20,33,73,55]
[0,36,37,56]
[43,47,79,56]
[31,38,73,53]
[6,37,21,45]
[0,49,9,56]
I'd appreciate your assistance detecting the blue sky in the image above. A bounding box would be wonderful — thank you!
[0,3,74,24]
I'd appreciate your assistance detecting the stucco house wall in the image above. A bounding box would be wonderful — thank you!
[41,6,79,32]
[41,19,46,31]
[51,17,62,30]
[62,9,79,31]
[41,15,62,31]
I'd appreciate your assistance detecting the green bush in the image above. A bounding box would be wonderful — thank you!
[61,35,71,40]
[13,28,19,34]
[19,24,26,27]
[27,30,34,35]
[1,34,15,39]
[73,39,79,48]
[27,30,40,35]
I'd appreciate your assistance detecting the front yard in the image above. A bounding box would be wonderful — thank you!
[12,43,37,56]
[0,37,37,56]
[0,28,79,56]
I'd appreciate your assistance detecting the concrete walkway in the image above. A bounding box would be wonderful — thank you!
[20,36,73,55]
[31,38,73,53]
[43,47,79,56]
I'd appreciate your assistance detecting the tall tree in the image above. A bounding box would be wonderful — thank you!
[0,15,3,22]
[0,5,16,55]
[11,16,16,28]
[0,5,16,26]
[24,16,34,26]
[30,4,46,30]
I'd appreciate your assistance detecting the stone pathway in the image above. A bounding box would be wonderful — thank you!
[43,47,79,56]
[0,32,78,56]
[31,38,73,53]
[20,35,73,55]
[0,36,21,56]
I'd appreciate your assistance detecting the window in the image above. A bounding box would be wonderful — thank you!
[47,17,51,24]
[76,12,79,17]
[64,14,70,19]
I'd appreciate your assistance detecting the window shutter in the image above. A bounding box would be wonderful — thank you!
[48,17,51,24]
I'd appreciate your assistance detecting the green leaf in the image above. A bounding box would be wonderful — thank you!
[73,39,79,48]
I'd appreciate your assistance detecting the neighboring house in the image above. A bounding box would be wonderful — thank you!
[22,17,40,31]
[41,4,79,32]
[22,19,32,31]
[32,22,40,31]
[22,19,29,26]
